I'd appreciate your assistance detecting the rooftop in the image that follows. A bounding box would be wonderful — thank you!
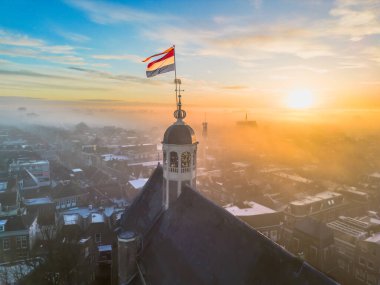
[90,213,105,224]
[274,172,312,184]
[290,191,342,207]
[121,165,338,285]
[98,244,112,252]
[23,197,54,206]
[128,178,149,190]
[365,233,380,244]
[63,214,80,225]
[224,201,276,217]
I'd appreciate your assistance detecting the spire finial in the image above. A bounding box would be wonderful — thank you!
[174,78,186,121]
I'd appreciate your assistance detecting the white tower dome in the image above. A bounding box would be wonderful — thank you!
[162,88,198,210]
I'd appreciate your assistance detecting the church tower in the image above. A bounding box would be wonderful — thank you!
[162,79,198,209]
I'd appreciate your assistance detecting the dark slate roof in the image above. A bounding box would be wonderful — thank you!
[4,214,36,231]
[238,212,282,229]
[163,122,197,145]
[52,182,84,199]
[294,217,334,242]
[120,165,163,236]
[19,169,39,188]
[121,165,338,285]
[0,191,18,206]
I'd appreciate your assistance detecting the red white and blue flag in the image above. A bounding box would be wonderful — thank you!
[143,46,175,78]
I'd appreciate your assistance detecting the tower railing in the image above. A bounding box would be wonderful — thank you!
[181,167,190,173]
[169,167,178,173]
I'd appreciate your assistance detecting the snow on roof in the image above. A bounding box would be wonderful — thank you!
[259,167,291,174]
[369,172,380,178]
[129,178,148,190]
[79,237,90,244]
[24,197,53,206]
[128,160,162,167]
[224,201,276,217]
[62,206,123,218]
[274,172,312,184]
[0,260,41,284]
[90,213,105,223]
[101,154,129,161]
[232,162,250,168]
[291,191,342,206]
[19,160,49,166]
[115,211,123,221]
[71,168,83,173]
[0,181,7,191]
[63,214,79,225]
[365,232,380,243]
[98,244,112,252]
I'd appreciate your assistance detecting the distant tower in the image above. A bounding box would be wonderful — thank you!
[202,113,208,139]
[162,79,198,210]
[202,113,208,167]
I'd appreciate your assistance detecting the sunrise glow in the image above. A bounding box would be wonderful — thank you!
[286,90,315,109]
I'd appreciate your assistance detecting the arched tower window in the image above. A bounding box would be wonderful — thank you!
[181,152,191,172]
[170,152,178,168]
[163,151,167,165]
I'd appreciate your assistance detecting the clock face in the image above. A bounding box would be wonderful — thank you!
[181,152,191,167]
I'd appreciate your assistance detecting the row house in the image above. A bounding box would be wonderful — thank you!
[0,214,38,263]
[327,215,380,285]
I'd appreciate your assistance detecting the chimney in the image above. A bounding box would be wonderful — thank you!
[118,231,140,285]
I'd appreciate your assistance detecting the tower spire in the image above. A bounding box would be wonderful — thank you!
[174,78,186,121]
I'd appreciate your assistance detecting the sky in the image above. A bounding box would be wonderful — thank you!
[0,0,380,125]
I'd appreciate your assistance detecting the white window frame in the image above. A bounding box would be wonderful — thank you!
[17,236,27,249]
[3,238,10,250]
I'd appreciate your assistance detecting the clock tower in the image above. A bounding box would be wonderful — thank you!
[162,80,198,210]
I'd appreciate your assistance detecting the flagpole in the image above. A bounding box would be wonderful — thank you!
[174,45,178,106]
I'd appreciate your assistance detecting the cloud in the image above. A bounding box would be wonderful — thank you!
[81,99,123,102]
[64,0,166,25]
[0,59,11,64]
[360,81,380,85]
[55,29,90,43]
[91,53,141,62]
[68,66,160,85]
[0,69,74,79]
[328,0,380,41]
[221,85,248,90]
[0,29,85,65]
[337,62,367,69]
[362,47,380,63]
[0,96,44,101]
[144,24,334,62]
[140,1,379,65]
[0,29,43,47]
[276,65,329,74]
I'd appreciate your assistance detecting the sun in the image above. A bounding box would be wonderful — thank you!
[286,90,314,109]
